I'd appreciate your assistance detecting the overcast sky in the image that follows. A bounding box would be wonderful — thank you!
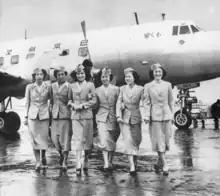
[0,0,220,42]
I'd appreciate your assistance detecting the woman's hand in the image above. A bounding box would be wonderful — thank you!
[143,118,149,124]
[117,117,124,123]
[74,104,83,111]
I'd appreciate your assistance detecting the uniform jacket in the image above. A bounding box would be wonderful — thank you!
[116,84,144,124]
[95,84,119,123]
[141,80,174,121]
[49,82,71,119]
[68,81,96,120]
[25,81,51,120]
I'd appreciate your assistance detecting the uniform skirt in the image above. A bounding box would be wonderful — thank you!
[149,121,172,152]
[72,119,93,151]
[97,121,120,151]
[51,119,72,152]
[28,119,49,150]
[120,123,142,155]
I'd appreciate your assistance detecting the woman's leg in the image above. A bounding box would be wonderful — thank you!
[128,155,135,172]
[133,155,138,168]
[76,150,82,169]
[83,150,90,170]
[158,151,169,175]
[108,151,114,168]
[34,149,41,170]
[41,150,47,166]
[59,150,64,166]
[62,151,69,170]
[102,150,109,169]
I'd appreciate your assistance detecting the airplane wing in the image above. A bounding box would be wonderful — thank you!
[0,70,31,101]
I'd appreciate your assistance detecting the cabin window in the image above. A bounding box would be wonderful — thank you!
[190,25,199,33]
[78,47,88,57]
[172,26,178,36]
[0,57,4,66]
[11,55,19,64]
[179,25,190,35]
[26,53,35,59]
[59,49,70,56]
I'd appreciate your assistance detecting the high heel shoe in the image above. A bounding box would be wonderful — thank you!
[163,170,169,176]
[62,162,68,172]
[59,155,64,166]
[83,160,89,172]
[129,170,137,176]
[163,166,169,176]
[76,168,81,176]
[154,164,162,173]
[35,163,41,172]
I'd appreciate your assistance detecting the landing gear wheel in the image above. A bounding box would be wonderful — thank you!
[5,112,21,134]
[174,110,192,129]
[0,112,21,134]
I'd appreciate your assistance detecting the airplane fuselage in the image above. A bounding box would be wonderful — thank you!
[0,20,220,100]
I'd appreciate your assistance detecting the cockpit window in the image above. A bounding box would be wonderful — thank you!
[11,55,19,65]
[172,26,178,36]
[179,25,190,35]
[0,57,4,66]
[190,25,199,33]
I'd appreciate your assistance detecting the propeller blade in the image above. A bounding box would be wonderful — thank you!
[81,20,87,40]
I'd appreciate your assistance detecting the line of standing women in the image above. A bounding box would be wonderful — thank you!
[24,63,174,177]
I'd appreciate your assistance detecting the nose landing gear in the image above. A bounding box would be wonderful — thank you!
[174,83,199,129]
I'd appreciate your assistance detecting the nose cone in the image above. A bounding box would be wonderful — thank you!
[200,31,220,50]
[195,31,220,77]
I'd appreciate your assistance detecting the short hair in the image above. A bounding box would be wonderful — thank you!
[32,69,47,83]
[124,70,140,85]
[149,66,167,80]
[94,68,114,88]
[70,66,92,82]
[53,70,68,79]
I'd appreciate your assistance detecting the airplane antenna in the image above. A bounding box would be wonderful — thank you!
[162,13,166,21]
[134,12,139,25]
[25,29,27,40]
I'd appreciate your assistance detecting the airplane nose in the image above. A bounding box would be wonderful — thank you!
[200,31,220,50]
[198,31,220,75]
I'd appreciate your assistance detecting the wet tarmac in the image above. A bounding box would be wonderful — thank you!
[1,100,220,195]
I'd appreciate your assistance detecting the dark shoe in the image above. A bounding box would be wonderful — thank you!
[59,155,64,166]
[76,168,81,176]
[129,170,137,176]
[154,164,162,173]
[83,167,88,172]
[163,170,169,176]
[35,163,41,172]
[62,166,67,172]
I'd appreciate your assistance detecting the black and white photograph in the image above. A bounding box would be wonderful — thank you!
[0,0,220,195]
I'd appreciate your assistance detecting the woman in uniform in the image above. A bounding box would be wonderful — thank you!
[116,68,143,175]
[49,66,72,171]
[24,68,50,171]
[95,68,120,171]
[142,63,174,176]
[68,64,96,176]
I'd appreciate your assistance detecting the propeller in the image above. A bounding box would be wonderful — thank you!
[80,20,91,60]
[81,20,87,40]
